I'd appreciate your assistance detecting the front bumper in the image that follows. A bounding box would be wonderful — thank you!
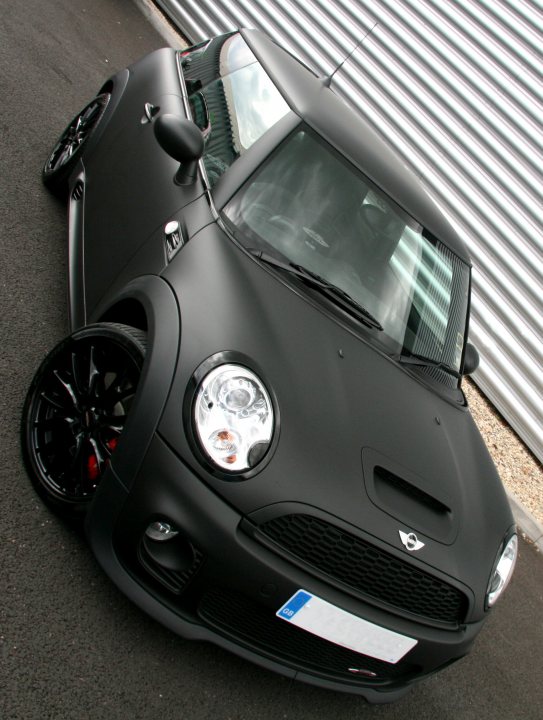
[86,431,483,701]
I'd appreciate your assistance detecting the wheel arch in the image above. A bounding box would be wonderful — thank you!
[98,78,115,96]
[88,275,181,488]
[99,298,148,333]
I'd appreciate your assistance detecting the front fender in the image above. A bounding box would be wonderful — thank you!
[89,274,180,491]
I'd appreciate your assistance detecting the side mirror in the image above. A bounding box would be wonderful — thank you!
[462,343,480,376]
[154,114,204,185]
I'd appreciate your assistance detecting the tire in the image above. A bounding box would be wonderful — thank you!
[21,323,147,522]
[42,93,110,196]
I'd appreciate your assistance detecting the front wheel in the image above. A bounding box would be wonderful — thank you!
[21,323,146,522]
[42,93,110,196]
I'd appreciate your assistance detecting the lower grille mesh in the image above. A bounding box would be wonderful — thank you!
[257,514,468,624]
[199,588,420,683]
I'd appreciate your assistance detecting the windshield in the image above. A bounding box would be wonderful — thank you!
[223,128,471,384]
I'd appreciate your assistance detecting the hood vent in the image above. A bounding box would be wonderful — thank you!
[374,466,451,517]
[362,448,458,544]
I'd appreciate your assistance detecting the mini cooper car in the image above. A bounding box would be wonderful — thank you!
[23,29,517,702]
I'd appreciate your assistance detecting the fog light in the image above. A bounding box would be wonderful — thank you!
[142,528,195,573]
[145,520,179,542]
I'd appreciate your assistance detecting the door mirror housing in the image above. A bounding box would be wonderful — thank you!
[463,343,480,376]
[154,115,204,184]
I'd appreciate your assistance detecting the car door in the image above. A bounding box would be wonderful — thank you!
[79,32,291,320]
[80,48,205,318]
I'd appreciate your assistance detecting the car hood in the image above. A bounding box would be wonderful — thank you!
[160,223,514,611]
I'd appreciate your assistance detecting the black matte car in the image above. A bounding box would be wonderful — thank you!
[22,29,518,702]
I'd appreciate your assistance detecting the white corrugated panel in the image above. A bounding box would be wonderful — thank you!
[157,0,543,462]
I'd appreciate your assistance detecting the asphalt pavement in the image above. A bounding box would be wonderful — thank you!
[1,1,542,718]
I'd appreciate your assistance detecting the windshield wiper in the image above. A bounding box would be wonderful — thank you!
[398,351,461,379]
[249,249,383,331]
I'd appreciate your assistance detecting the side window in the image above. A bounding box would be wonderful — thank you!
[183,34,290,187]
[188,92,210,137]
[191,75,238,186]
[190,65,289,187]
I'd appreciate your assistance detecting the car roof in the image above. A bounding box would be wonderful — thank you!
[241,29,471,265]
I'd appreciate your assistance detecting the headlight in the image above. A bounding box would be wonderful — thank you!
[193,364,274,473]
[486,533,518,608]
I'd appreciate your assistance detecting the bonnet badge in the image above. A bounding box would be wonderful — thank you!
[399,530,425,552]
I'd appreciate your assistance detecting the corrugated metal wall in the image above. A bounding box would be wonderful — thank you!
[157,0,543,463]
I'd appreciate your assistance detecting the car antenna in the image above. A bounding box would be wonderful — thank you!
[323,22,378,88]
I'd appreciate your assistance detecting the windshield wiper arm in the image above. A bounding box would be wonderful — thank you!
[249,250,383,330]
[290,263,384,330]
[398,352,461,379]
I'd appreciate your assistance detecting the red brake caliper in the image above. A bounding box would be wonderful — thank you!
[87,438,118,481]
[87,453,99,481]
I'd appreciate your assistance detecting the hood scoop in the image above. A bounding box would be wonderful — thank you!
[362,448,458,545]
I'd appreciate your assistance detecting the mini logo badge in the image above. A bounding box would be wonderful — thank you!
[399,530,425,552]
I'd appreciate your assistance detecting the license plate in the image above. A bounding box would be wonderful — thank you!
[276,590,417,664]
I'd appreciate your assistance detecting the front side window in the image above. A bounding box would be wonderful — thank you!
[223,129,470,384]
[183,34,290,187]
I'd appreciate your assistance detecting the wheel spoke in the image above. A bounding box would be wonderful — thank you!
[47,140,64,171]
[70,433,89,491]
[39,433,76,481]
[102,371,137,406]
[68,433,84,467]
[100,414,126,433]
[71,350,85,397]
[40,389,69,412]
[34,415,76,431]
[57,142,75,168]
[109,386,136,407]
[88,437,107,474]
[80,103,99,127]
[94,433,115,460]
[87,344,102,398]
[52,369,80,410]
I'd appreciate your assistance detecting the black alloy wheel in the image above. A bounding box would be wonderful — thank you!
[22,323,146,521]
[42,93,110,195]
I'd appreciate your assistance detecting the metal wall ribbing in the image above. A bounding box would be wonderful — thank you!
[157,0,543,463]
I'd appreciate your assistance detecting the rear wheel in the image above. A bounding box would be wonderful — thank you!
[22,323,146,521]
[42,93,110,196]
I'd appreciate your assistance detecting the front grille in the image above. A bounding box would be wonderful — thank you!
[257,514,468,625]
[199,588,420,684]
